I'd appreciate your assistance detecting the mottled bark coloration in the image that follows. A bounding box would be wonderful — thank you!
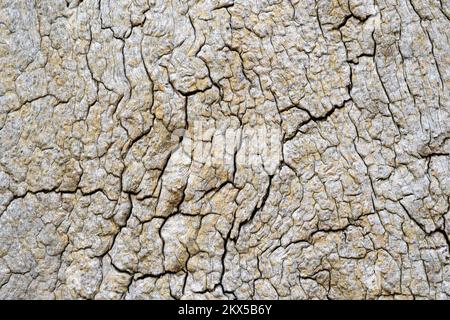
[0,0,449,299]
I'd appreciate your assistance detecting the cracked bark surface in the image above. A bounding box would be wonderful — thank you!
[0,0,449,300]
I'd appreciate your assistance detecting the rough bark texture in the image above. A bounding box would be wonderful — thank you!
[0,0,449,300]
